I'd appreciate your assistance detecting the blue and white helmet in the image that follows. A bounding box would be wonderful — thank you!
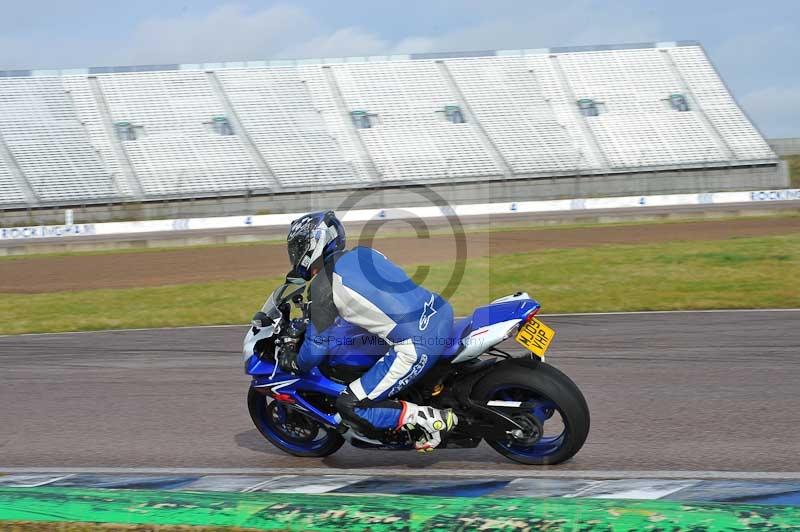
[287,210,346,281]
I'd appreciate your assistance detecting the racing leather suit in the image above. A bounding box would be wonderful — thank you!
[296,246,453,433]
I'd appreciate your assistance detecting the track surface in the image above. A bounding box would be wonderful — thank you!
[2,215,799,294]
[1,310,798,472]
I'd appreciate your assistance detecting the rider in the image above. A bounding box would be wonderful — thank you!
[277,210,458,451]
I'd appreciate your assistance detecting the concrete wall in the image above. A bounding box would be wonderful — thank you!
[4,200,800,257]
[0,163,786,226]
[768,138,800,157]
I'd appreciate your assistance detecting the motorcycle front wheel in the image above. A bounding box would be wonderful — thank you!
[247,387,344,458]
[472,361,590,465]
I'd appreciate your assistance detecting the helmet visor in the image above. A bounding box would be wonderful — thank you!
[287,232,310,268]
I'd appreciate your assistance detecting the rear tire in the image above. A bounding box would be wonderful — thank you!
[472,361,590,465]
[248,387,344,458]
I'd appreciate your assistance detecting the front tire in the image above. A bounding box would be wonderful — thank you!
[248,387,344,458]
[472,361,590,465]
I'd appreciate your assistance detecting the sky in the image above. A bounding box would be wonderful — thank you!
[0,0,798,137]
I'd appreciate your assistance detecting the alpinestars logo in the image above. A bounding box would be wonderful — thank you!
[389,354,428,396]
[419,294,437,331]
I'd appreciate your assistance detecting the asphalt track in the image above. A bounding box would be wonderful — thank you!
[1,310,798,473]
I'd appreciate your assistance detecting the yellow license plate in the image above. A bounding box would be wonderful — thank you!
[514,318,556,358]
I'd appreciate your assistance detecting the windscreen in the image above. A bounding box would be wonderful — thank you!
[259,281,305,321]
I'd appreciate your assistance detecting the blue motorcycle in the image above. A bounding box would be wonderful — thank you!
[243,281,590,465]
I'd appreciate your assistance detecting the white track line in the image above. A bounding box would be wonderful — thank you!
[1,467,799,481]
[240,476,295,493]
[543,308,800,317]
[1,308,797,339]
[15,474,75,488]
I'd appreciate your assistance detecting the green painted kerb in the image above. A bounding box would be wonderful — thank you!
[1,487,799,531]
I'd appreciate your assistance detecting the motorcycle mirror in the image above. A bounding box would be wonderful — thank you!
[252,311,271,328]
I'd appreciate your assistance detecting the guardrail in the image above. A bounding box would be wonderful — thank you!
[2,188,798,242]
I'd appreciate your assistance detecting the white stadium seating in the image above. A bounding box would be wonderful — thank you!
[447,55,596,174]
[95,70,263,196]
[668,46,775,162]
[217,67,363,188]
[555,48,727,168]
[0,42,778,207]
[0,77,117,203]
[61,75,129,196]
[0,157,26,206]
[324,60,500,182]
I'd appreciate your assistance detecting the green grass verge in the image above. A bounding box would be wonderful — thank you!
[786,154,800,188]
[2,487,799,531]
[0,523,259,531]
[1,234,797,335]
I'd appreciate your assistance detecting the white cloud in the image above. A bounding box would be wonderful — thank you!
[278,27,391,59]
[0,1,665,68]
[383,3,663,54]
[390,36,436,55]
[0,0,794,136]
[99,1,666,66]
[707,23,800,136]
[118,4,320,64]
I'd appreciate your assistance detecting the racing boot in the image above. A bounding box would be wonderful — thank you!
[399,402,458,452]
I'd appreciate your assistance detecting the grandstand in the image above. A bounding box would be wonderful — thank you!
[0,41,784,222]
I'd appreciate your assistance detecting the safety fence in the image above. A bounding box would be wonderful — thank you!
[1,188,799,242]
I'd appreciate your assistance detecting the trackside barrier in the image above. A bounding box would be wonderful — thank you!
[1,487,798,531]
[1,188,799,242]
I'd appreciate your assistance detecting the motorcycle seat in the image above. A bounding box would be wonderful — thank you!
[442,316,472,358]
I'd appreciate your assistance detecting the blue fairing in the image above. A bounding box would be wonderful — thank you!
[470,298,540,330]
[246,353,345,427]
[244,294,541,434]
[440,297,540,359]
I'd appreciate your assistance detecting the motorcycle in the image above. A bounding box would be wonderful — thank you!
[243,281,590,465]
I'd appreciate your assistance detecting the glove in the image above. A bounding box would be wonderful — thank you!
[277,342,300,373]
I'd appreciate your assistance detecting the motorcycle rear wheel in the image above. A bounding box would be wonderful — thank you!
[248,387,344,458]
[473,361,590,465]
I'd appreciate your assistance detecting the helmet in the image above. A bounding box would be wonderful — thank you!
[287,210,346,281]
